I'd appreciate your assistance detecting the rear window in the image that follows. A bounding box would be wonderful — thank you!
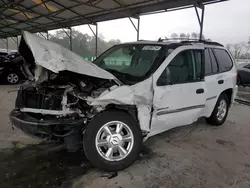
[213,49,233,72]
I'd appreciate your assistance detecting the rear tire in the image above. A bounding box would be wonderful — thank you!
[83,110,142,171]
[206,93,229,126]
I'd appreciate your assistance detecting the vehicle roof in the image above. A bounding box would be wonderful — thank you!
[121,40,224,48]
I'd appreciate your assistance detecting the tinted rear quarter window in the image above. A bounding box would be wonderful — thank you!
[213,49,233,72]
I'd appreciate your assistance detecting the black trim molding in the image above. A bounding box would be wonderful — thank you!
[156,104,205,116]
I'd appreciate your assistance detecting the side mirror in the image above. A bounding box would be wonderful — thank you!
[157,67,171,86]
[157,76,168,86]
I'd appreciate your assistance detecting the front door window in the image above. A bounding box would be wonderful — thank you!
[157,50,203,86]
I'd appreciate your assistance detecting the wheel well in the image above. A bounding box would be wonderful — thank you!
[222,88,233,105]
[105,104,138,123]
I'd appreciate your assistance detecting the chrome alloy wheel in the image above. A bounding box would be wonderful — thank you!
[217,99,227,121]
[95,121,134,161]
[7,73,19,84]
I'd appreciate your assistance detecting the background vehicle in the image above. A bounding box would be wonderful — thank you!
[0,51,8,59]
[237,63,250,87]
[0,52,26,84]
[10,32,237,171]
[0,49,17,59]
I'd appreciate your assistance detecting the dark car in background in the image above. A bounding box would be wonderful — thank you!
[0,51,8,57]
[237,63,250,87]
[0,51,8,62]
[0,52,26,84]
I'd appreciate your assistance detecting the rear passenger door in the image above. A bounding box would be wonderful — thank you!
[203,48,235,117]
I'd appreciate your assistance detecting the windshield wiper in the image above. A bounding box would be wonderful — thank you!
[104,69,125,77]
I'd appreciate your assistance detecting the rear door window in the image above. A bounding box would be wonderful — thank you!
[213,49,233,72]
[209,49,219,73]
[204,49,212,75]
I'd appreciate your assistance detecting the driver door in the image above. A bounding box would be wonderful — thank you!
[150,47,206,136]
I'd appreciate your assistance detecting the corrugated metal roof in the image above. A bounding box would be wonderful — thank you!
[0,0,227,38]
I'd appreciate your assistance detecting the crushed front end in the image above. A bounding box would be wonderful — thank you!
[9,31,120,151]
[9,70,117,151]
[10,31,154,152]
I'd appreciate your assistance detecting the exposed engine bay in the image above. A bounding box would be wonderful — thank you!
[17,69,118,118]
[13,68,124,151]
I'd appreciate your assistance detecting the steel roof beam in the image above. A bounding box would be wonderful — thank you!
[49,0,95,24]
[0,0,96,32]
[0,0,59,34]
[0,0,227,38]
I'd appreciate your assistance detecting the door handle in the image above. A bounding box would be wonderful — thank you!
[196,88,204,94]
[218,80,224,84]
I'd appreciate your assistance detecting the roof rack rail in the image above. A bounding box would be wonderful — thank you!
[157,37,223,47]
[158,37,199,42]
[180,40,224,47]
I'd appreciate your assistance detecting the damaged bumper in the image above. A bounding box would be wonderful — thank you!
[9,109,86,138]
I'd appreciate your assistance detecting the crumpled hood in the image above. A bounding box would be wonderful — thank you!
[20,31,117,81]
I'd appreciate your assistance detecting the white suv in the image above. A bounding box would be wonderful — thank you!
[10,31,237,171]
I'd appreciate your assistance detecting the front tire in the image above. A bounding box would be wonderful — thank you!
[83,110,142,171]
[206,93,229,126]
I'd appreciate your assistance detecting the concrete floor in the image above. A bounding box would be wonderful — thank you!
[0,85,250,188]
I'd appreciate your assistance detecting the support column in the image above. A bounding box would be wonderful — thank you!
[62,28,73,51]
[88,23,98,58]
[6,38,8,52]
[137,16,140,41]
[194,5,205,40]
[1,38,8,52]
[95,24,98,58]
[11,37,18,49]
[46,31,49,40]
[199,6,205,40]
[128,16,140,41]
[69,27,72,51]
[16,36,19,48]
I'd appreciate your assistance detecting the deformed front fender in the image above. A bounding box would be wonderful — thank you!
[88,77,154,132]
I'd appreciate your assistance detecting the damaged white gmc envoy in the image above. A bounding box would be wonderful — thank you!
[10,31,237,171]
